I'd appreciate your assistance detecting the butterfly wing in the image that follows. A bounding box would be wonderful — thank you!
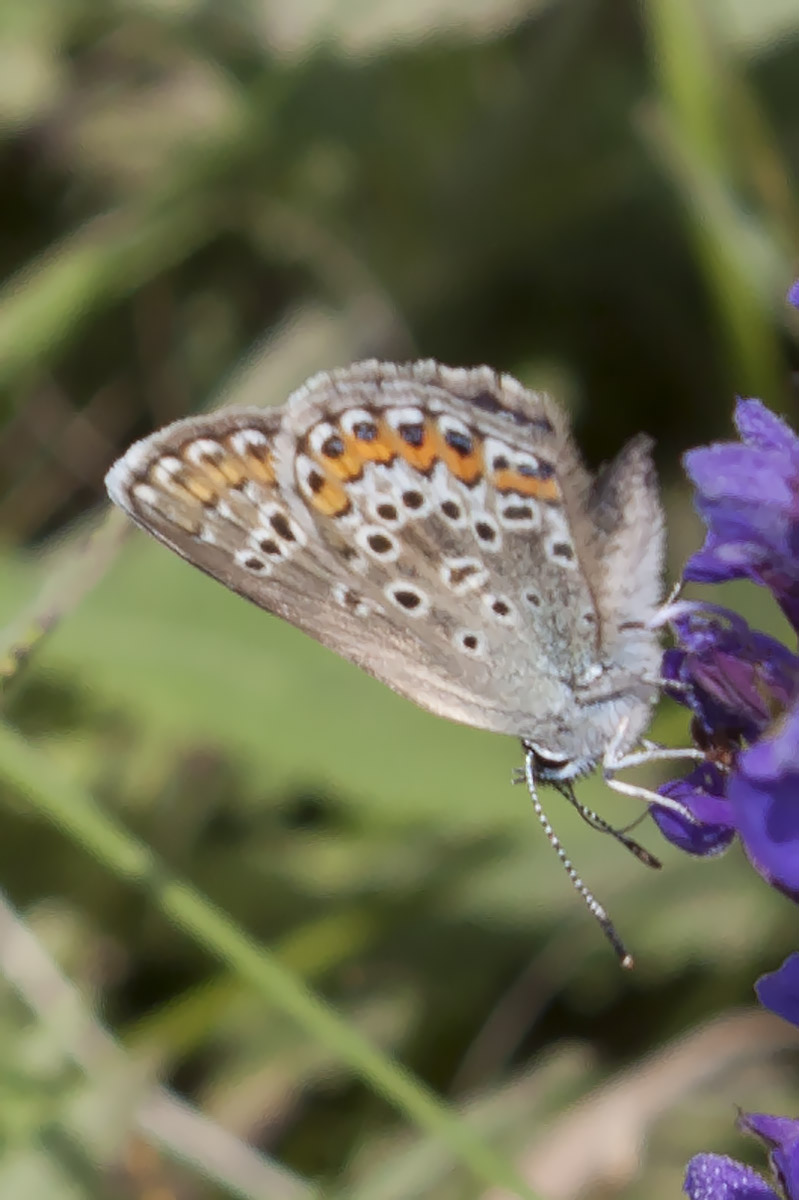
[105,405,425,688]
[106,361,661,753]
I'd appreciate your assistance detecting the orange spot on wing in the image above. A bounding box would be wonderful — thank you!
[436,433,483,484]
[318,443,365,480]
[178,473,219,505]
[216,456,249,487]
[391,418,439,472]
[146,469,199,506]
[312,420,395,481]
[185,453,247,490]
[493,468,560,502]
[348,421,395,465]
[308,476,351,517]
[233,445,276,484]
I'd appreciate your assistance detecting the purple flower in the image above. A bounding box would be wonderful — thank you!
[662,604,799,744]
[684,953,799,1200]
[652,358,799,897]
[652,598,799,893]
[676,291,799,1200]
[683,398,799,634]
[653,594,799,893]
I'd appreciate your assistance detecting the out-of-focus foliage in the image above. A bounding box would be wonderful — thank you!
[0,0,798,1197]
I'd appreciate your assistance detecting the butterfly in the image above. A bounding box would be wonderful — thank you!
[106,359,674,963]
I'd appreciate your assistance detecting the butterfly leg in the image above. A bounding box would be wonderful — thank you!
[512,764,661,865]
[602,716,705,818]
[554,782,661,869]
[608,745,705,771]
[605,713,704,772]
[638,675,692,695]
[660,578,684,609]
[603,771,695,813]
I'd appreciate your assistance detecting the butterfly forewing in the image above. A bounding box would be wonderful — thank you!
[105,406,416,676]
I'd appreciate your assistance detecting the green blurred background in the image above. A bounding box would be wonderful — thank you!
[1,1,798,1197]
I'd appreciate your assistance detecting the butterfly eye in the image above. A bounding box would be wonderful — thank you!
[531,751,571,779]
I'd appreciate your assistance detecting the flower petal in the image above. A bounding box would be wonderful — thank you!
[653,764,736,857]
[664,603,799,742]
[740,1112,799,1200]
[684,1153,778,1200]
[681,408,799,633]
[755,952,799,1028]
[729,705,799,895]
[685,445,796,510]
[735,399,799,457]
